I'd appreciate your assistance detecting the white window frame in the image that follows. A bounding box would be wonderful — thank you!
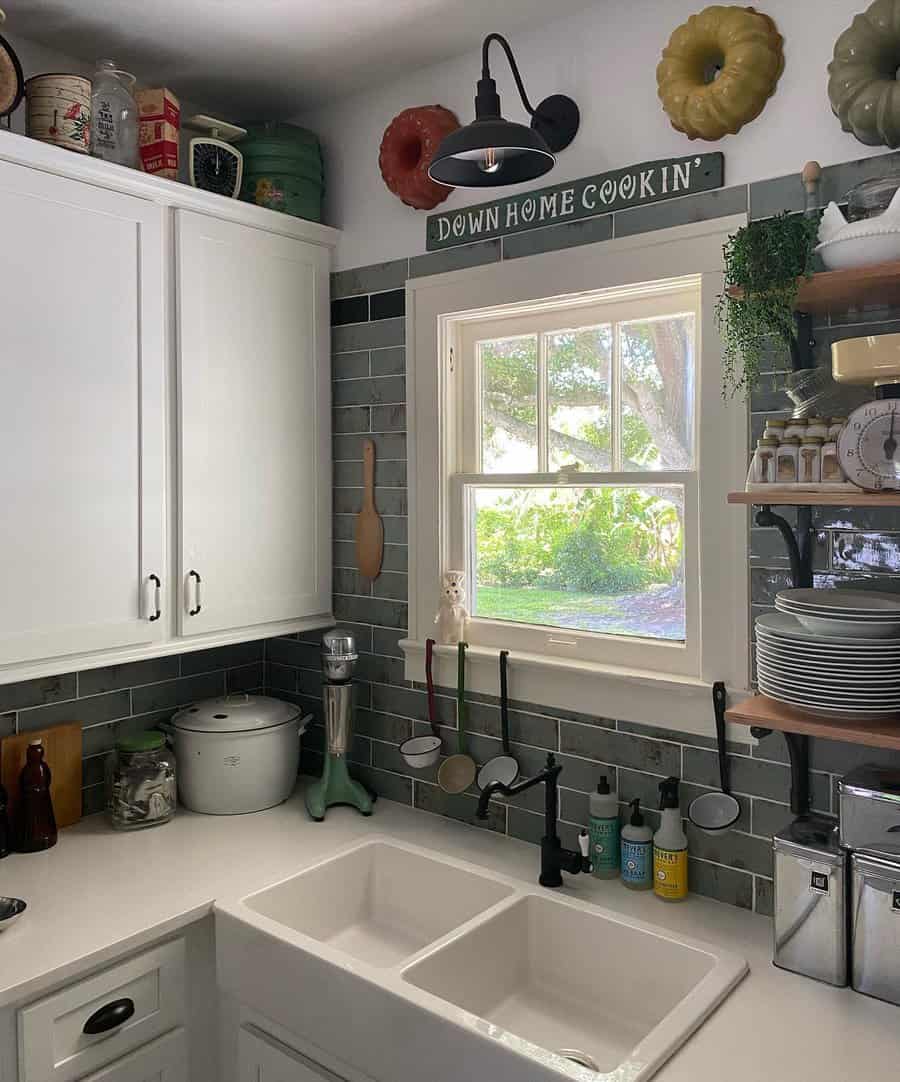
[402,217,750,736]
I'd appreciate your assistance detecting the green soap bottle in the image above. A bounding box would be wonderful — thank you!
[589,776,620,879]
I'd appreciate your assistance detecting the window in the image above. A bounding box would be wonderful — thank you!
[457,286,696,656]
[405,218,749,731]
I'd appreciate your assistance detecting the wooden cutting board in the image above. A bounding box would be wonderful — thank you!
[356,438,384,580]
[1,722,83,829]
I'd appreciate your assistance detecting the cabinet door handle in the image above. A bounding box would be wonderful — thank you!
[187,569,202,615]
[83,997,135,1035]
[146,574,162,621]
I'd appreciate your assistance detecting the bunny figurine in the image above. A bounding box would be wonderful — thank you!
[434,570,469,644]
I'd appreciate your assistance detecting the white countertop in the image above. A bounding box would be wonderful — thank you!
[0,785,897,1080]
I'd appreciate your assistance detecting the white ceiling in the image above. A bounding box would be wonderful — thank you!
[3,0,592,120]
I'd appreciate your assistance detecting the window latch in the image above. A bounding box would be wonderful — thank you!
[449,346,455,373]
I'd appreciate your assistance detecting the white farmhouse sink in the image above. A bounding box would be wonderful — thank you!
[403,892,742,1077]
[242,839,512,967]
[218,837,748,1082]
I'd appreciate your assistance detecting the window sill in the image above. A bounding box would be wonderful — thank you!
[400,639,751,740]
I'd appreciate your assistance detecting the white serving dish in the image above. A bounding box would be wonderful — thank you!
[756,666,900,703]
[757,676,900,712]
[756,612,900,648]
[815,230,900,271]
[776,588,900,614]
[757,683,900,717]
[756,653,900,681]
[790,613,900,639]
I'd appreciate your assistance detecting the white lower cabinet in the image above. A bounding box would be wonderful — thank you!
[238,1026,347,1082]
[79,1029,187,1082]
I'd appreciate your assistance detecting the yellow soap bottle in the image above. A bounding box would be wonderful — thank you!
[653,776,688,902]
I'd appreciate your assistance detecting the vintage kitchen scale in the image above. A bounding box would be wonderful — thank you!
[834,333,900,492]
[187,114,247,198]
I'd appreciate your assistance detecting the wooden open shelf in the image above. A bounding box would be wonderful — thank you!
[726,259,900,314]
[728,489,900,506]
[727,694,900,751]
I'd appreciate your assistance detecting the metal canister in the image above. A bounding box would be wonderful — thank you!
[773,815,847,986]
[850,852,900,1005]
[25,74,92,153]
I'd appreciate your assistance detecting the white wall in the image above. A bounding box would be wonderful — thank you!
[297,0,886,271]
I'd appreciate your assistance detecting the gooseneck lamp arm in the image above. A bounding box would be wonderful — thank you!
[479,33,537,118]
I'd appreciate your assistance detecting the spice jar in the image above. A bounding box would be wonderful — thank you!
[763,418,787,441]
[828,416,847,441]
[806,417,829,441]
[799,436,823,484]
[776,436,800,482]
[784,417,809,441]
[822,438,844,483]
[751,437,778,483]
[105,731,176,830]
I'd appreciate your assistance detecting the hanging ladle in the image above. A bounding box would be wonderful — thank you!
[437,641,477,795]
[399,637,443,769]
[688,682,741,835]
[477,650,519,790]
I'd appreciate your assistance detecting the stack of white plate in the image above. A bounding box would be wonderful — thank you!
[756,611,900,717]
[774,588,900,640]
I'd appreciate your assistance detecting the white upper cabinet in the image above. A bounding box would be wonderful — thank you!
[175,210,331,636]
[0,134,337,683]
[0,159,166,667]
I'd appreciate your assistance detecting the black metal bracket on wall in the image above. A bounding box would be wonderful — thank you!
[755,504,814,589]
[788,311,816,373]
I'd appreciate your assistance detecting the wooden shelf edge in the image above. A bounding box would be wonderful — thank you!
[725,259,900,315]
[726,694,900,751]
[727,489,900,506]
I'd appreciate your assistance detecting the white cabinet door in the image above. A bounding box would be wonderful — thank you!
[0,160,166,667]
[238,1026,346,1082]
[79,1029,188,1082]
[175,210,331,636]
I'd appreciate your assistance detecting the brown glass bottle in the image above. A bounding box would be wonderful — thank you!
[17,740,57,852]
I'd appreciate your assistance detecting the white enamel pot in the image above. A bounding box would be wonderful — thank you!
[163,693,310,815]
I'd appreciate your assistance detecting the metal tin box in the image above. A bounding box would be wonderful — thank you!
[839,766,900,858]
[773,815,847,986]
[851,852,900,1006]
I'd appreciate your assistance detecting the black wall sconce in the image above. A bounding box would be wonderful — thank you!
[428,33,580,189]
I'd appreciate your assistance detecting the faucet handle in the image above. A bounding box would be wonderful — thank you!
[578,829,593,873]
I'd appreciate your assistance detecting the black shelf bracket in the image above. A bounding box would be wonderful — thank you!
[750,725,811,817]
[755,504,814,589]
[789,311,816,372]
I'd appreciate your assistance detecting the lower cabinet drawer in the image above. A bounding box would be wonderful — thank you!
[17,938,186,1082]
[80,1028,187,1082]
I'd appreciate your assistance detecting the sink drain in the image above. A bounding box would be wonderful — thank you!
[558,1049,601,1073]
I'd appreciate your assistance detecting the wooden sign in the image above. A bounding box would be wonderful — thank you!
[426,152,724,251]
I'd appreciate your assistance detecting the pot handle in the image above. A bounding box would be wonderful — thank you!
[297,713,313,736]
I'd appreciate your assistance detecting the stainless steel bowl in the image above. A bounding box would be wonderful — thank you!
[0,897,26,930]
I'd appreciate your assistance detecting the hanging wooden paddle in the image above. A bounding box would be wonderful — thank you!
[356,439,384,580]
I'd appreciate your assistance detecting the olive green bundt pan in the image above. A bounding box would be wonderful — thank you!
[829,0,900,148]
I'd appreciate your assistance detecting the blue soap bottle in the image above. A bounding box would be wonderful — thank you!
[621,797,653,890]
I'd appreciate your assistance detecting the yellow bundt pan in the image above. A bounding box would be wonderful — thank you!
[657,5,785,141]
[829,0,900,148]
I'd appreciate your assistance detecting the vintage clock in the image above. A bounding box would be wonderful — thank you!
[834,334,900,492]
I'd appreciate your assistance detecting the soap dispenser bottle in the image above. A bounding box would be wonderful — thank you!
[621,797,653,890]
[589,775,620,879]
[653,776,687,901]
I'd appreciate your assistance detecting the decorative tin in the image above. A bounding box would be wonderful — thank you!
[25,74,91,153]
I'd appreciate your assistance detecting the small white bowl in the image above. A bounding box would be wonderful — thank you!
[399,734,442,769]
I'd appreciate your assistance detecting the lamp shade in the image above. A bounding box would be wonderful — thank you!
[427,116,555,188]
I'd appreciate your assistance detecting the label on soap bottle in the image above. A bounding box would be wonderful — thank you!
[589,817,620,875]
[621,839,652,886]
[653,846,688,900]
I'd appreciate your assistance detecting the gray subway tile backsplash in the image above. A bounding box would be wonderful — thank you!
[6,147,900,919]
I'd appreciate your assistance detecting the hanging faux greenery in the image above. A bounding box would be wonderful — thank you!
[716,212,819,399]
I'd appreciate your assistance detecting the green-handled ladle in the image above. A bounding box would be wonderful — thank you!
[437,641,477,795]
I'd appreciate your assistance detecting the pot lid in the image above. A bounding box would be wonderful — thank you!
[170,693,300,734]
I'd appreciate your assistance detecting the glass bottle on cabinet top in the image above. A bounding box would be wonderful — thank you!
[90,59,138,167]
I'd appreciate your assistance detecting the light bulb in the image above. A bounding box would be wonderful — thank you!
[478,147,502,174]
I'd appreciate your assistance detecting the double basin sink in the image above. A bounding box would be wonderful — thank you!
[217,838,747,1082]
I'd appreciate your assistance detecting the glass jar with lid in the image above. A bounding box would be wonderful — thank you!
[90,59,138,166]
[105,731,176,830]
